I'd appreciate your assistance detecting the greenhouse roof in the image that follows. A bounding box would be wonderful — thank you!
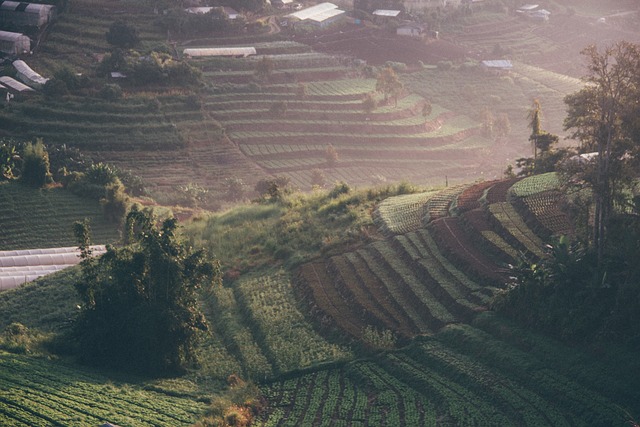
[287,2,339,21]
[13,60,48,85]
[0,29,28,41]
[373,9,401,17]
[0,76,34,92]
[183,47,256,57]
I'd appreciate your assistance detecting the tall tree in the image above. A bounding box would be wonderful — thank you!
[73,209,220,374]
[564,42,640,264]
[528,99,543,159]
[376,67,403,106]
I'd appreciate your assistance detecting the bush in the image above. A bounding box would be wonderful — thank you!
[21,140,53,187]
[106,20,139,48]
[99,83,123,100]
[328,181,350,198]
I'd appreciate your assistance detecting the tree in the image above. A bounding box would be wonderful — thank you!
[564,42,640,264]
[73,209,220,375]
[21,140,52,188]
[528,99,543,159]
[480,107,494,138]
[494,113,511,138]
[375,66,403,106]
[0,141,19,180]
[362,92,377,114]
[106,20,139,48]
[255,56,274,82]
[310,169,326,188]
[325,144,338,166]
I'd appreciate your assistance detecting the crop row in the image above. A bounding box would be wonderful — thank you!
[236,270,352,373]
[0,183,119,249]
[261,317,636,425]
[373,191,438,235]
[423,184,470,224]
[520,192,574,237]
[509,172,561,198]
[205,285,274,380]
[0,352,205,426]
[487,202,546,259]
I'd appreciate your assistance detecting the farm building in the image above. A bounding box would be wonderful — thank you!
[183,47,256,58]
[0,1,56,28]
[0,29,29,55]
[0,75,34,94]
[13,59,48,89]
[481,59,513,74]
[287,2,346,28]
[397,22,425,37]
[0,246,106,291]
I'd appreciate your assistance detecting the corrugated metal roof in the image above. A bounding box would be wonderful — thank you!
[183,47,257,57]
[287,2,338,20]
[373,9,401,17]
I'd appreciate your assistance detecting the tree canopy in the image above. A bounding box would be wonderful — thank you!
[563,42,640,263]
[73,209,220,375]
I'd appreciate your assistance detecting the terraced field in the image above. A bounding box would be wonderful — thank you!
[0,182,119,250]
[260,313,638,426]
[0,351,207,426]
[298,175,573,342]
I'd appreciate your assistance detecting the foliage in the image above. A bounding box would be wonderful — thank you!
[20,140,53,188]
[255,56,275,82]
[0,140,20,180]
[178,182,209,208]
[224,177,246,202]
[99,83,123,100]
[376,66,403,105]
[73,209,220,374]
[362,325,397,350]
[0,323,45,355]
[106,20,139,48]
[362,92,377,113]
[563,42,640,264]
[325,143,338,166]
[254,176,292,202]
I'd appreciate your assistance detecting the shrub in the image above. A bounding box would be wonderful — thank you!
[106,20,139,48]
[21,140,53,187]
[328,181,350,198]
[99,83,123,100]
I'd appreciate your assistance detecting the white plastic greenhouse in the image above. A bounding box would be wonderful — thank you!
[183,47,256,58]
[13,59,48,89]
[0,246,106,291]
[0,1,56,28]
[0,30,30,55]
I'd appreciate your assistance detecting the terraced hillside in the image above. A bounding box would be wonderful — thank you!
[260,313,639,426]
[0,182,119,250]
[297,174,571,343]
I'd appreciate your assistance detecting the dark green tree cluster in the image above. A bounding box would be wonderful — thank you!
[98,50,202,87]
[497,42,640,350]
[73,209,220,375]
